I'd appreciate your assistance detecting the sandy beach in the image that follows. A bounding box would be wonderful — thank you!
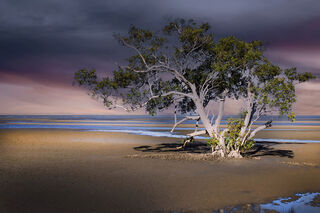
[0,129,319,212]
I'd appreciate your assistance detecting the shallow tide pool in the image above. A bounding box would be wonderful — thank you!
[212,192,320,213]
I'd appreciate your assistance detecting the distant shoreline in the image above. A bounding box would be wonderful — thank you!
[1,115,320,145]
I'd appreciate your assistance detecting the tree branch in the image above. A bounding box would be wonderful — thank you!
[187,130,207,137]
[248,120,272,140]
[117,36,148,67]
[171,115,200,132]
[213,90,228,134]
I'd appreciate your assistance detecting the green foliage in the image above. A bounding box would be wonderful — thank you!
[252,64,314,119]
[74,69,97,87]
[239,110,248,119]
[207,118,256,153]
[74,18,316,158]
[74,19,217,114]
[288,112,296,122]
[74,18,315,121]
[243,139,255,151]
[227,118,255,152]
[207,136,219,147]
[224,118,245,152]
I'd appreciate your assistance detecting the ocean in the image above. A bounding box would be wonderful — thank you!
[1,115,320,143]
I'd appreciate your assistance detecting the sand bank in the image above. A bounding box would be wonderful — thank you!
[0,129,319,212]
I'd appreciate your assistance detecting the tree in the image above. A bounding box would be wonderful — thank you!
[74,19,315,158]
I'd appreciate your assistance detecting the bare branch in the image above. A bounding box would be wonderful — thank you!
[112,90,193,112]
[113,104,131,111]
[158,64,196,91]
[171,116,200,132]
[147,79,154,96]
[221,128,229,137]
[117,36,148,67]
[213,90,228,134]
[248,120,272,140]
[187,130,207,137]
[173,23,182,34]
[210,113,215,125]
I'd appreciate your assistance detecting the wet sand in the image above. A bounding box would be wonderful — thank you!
[0,129,319,212]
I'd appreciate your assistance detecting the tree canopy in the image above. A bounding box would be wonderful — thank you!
[74,19,315,158]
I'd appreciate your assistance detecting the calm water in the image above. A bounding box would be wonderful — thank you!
[212,192,320,213]
[1,115,320,143]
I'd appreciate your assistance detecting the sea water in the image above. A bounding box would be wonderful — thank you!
[1,115,320,143]
[212,192,320,213]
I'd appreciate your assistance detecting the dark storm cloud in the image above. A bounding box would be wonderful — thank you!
[0,0,161,85]
[1,0,320,86]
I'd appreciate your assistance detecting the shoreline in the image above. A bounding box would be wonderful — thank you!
[0,129,319,212]
[2,128,320,144]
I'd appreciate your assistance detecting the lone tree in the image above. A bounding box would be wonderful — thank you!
[74,19,314,158]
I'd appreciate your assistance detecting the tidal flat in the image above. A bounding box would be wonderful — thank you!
[0,127,319,212]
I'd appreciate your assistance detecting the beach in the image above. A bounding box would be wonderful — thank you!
[0,129,319,212]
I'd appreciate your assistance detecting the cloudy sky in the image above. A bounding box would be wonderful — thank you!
[0,0,319,115]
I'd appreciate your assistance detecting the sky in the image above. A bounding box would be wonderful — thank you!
[0,0,319,115]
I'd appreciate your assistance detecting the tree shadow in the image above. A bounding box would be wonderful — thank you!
[134,141,297,158]
[134,141,210,154]
[243,142,296,158]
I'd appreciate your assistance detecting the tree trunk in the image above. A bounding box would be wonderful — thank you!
[192,95,236,158]
[227,150,243,158]
[212,94,227,157]
[212,137,226,158]
[212,148,225,158]
[194,98,214,137]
